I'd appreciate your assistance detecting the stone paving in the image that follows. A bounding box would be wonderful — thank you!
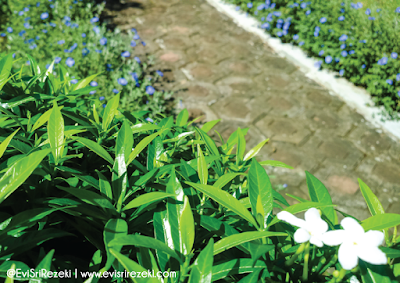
[103,0,400,220]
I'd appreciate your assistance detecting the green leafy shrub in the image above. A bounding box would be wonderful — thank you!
[1,53,400,283]
[0,0,172,118]
[225,0,400,121]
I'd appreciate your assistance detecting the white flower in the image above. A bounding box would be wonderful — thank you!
[322,217,387,270]
[277,208,328,247]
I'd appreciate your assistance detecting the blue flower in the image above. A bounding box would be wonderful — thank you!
[365,8,371,15]
[23,22,30,29]
[18,11,24,16]
[36,2,40,7]
[359,39,367,43]
[270,3,276,9]
[55,56,62,64]
[335,57,340,62]
[257,4,265,10]
[340,44,346,49]
[319,50,325,56]
[113,89,119,94]
[141,41,146,46]
[133,34,140,40]
[118,78,128,86]
[131,72,139,81]
[42,29,47,33]
[7,27,13,33]
[64,16,71,21]
[361,64,366,69]
[100,37,107,45]
[121,51,130,57]
[273,11,281,17]
[102,104,106,108]
[146,117,154,123]
[341,2,345,6]
[90,91,96,95]
[131,40,137,47]
[0,33,5,37]
[339,69,345,76]
[339,34,348,41]
[50,4,54,8]
[131,28,137,33]
[377,8,382,12]
[99,96,105,101]
[40,12,49,20]
[146,86,155,95]
[90,17,99,24]
[398,90,400,97]
[156,70,163,77]
[368,17,375,20]
[314,31,319,37]
[24,17,30,21]
[338,15,345,21]
[293,34,299,40]
[396,7,400,13]
[18,30,26,36]
[277,31,283,37]
[391,52,398,59]
[235,6,240,11]
[349,50,355,55]
[320,17,327,23]
[58,39,65,45]
[70,79,78,84]
[95,49,102,53]
[247,3,253,9]
[340,8,345,13]
[299,41,305,46]
[300,3,307,9]
[386,79,393,85]
[82,33,86,38]
[341,50,348,57]
[378,57,388,65]
[305,10,311,15]
[93,26,100,34]
[134,57,141,63]
[90,81,98,87]
[24,7,29,12]
[396,74,400,81]
[66,57,75,67]
[82,48,89,56]
[261,23,270,29]
[314,60,322,68]
[325,56,332,64]
[49,22,56,27]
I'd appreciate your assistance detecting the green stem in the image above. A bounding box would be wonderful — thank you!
[302,242,310,281]
[392,226,398,245]
[285,243,306,266]
[335,268,347,283]
[319,253,338,275]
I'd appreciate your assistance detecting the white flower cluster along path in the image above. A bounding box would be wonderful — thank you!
[106,0,400,221]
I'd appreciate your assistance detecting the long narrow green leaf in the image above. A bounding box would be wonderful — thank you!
[306,171,336,224]
[361,214,400,231]
[102,93,120,132]
[123,192,175,211]
[47,102,64,164]
[72,72,102,91]
[57,186,114,210]
[108,234,182,263]
[212,259,267,281]
[248,159,273,228]
[126,130,166,166]
[104,219,128,270]
[188,239,214,283]
[0,128,20,159]
[359,179,385,216]
[213,173,243,189]
[197,144,208,185]
[201,119,221,133]
[176,109,189,126]
[236,128,246,165]
[26,54,40,76]
[186,182,258,228]
[244,138,269,161]
[259,160,293,169]
[0,54,13,91]
[0,149,51,203]
[180,195,195,255]
[213,231,286,255]
[109,249,161,283]
[74,137,113,164]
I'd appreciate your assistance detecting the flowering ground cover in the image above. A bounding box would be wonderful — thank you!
[0,0,172,119]
[224,0,400,121]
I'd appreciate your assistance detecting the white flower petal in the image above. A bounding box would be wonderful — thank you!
[277,211,306,228]
[311,219,329,235]
[305,208,322,222]
[341,217,364,236]
[322,230,347,246]
[310,236,324,247]
[359,230,384,247]
[338,241,359,270]
[294,228,311,244]
[357,246,387,265]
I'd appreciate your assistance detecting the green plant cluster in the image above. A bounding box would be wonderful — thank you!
[225,0,400,121]
[0,53,400,283]
[0,0,172,118]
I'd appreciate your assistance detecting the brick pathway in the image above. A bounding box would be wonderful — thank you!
[104,0,400,220]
